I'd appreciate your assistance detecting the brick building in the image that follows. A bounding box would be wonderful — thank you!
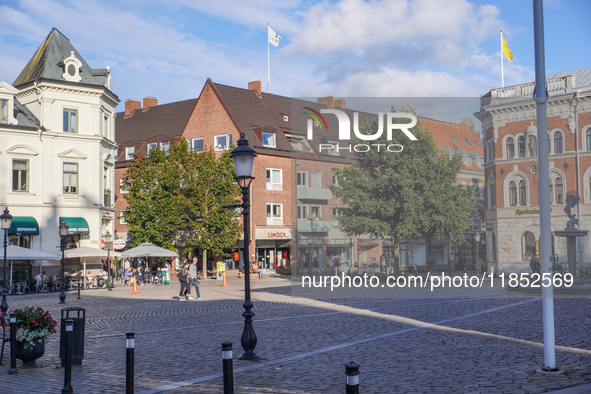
[476,67,591,273]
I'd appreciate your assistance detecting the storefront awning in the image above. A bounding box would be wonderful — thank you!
[59,217,90,234]
[8,217,40,235]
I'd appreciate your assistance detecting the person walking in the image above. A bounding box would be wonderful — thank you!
[178,262,190,301]
[188,257,201,300]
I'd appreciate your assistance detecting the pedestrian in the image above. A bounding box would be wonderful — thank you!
[530,254,541,275]
[187,257,201,300]
[178,262,190,301]
[252,262,264,279]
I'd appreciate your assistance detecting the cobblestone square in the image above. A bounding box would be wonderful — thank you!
[0,275,589,393]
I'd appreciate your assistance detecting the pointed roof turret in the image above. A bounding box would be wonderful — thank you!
[13,28,110,89]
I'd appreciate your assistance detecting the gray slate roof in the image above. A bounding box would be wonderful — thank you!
[13,28,110,89]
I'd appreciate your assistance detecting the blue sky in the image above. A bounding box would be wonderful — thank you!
[1,0,589,120]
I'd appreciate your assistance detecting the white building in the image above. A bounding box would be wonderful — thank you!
[0,28,119,273]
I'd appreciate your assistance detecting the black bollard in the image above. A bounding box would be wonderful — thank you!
[344,361,360,394]
[77,278,81,300]
[62,319,74,393]
[9,313,18,375]
[126,332,135,394]
[221,342,234,394]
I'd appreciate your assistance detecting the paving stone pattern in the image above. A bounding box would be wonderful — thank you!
[0,275,588,393]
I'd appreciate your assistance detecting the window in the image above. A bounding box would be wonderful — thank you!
[189,138,204,152]
[310,172,321,188]
[266,168,282,190]
[587,129,591,151]
[518,136,526,157]
[463,138,472,146]
[519,180,527,206]
[472,140,481,148]
[287,134,312,153]
[63,162,78,194]
[1,99,7,123]
[147,143,157,153]
[267,203,282,219]
[509,181,517,206]
[262,132,276,147]
[555,178,564,204]
[297,171,308,187]
[120,179,129,194]
[332,173,339,187]
[125,146,135,160]
[298,205,308,219]
[120,211,128,225]
[506,137,515,159]
[450,136,458,144]
[527,135,537,157]
[471,212,482,231]
[554,132,563,154]
[479,186,484,199]
[161,141,170,151]
[522,231,536,261]
[488,176,496,209]
[12,159,29,192]
[327,141,339,156]
[310,205,321,219]
[63,109,78,133]
[215,134,232,151]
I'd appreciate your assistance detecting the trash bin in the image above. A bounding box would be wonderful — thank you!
[162,268,170,284]
[60,307,85,366]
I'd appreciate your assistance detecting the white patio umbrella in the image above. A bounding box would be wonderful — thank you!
[4,245,60,288]
[64,246,121,288]
[120,242,178,271]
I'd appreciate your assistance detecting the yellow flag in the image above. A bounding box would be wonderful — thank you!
[502,33,514,61]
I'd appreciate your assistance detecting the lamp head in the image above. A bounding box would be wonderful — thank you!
[230,133,256,180]
[0,208,12,230]
[474,232,481,243]
[105,230,112,243]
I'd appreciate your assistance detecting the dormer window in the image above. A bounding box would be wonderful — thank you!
[61,51,82,82]
[262,131,276,148]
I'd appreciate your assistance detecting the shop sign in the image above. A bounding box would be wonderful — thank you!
[255,228,293,240]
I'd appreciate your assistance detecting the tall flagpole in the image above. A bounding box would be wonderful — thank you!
[501,31,505,88]
[267,23,271,93]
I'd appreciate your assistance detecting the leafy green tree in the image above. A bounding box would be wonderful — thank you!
[122,140,241,257]
[331,115,478,253]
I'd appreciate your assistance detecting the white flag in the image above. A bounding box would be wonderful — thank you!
[268,25,281,47]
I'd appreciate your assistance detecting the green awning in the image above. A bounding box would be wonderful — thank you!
[59,217,90,234]
[8,217,40,235]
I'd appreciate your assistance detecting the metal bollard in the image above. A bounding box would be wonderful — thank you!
[9,313,18,375]
[77,278,81,300]
[221,342,234,394]
[126,332,135,394]
[62,319,74,393]
[344,361,360,394]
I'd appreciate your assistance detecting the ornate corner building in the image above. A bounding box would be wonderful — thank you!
[476,68,591,273]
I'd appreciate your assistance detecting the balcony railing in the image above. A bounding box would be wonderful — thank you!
[481,75,575,106]
[297,187,332,200]
[297,219,332,233]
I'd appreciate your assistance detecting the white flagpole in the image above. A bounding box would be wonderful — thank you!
[268,23,271,93]
[501,31,505,88]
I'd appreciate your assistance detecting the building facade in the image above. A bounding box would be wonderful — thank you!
[0,28,119,273]
[476,68,591,273]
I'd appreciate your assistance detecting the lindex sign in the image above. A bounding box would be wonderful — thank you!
[113,239,126,250]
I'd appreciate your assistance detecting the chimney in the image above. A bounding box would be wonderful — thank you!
[248,81,262,98]
[317,96,335,109]
[125,99,141,117]
[143,97,158,109]
[335,98,346,111]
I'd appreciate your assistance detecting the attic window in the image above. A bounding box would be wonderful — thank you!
[450,136,458,144]
[283,115,289,122]
[61,51,82,82]
[473,140,481,147]
[463,138,472,146]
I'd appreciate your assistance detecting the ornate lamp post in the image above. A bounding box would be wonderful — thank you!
[1,208,13,318]
[230,133,259,360]
[474,232,481,271]
[59,221,69,304]
[105,231,112,291]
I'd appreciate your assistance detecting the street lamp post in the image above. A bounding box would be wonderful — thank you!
[474,232,481,271]
[59,221,69,304]
[1,208,13,319]
[230,133,259,360]
[105,231,112,291]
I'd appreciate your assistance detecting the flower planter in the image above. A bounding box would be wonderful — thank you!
[16,338,45,367]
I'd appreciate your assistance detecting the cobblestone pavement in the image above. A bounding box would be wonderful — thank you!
[0,275,589,393]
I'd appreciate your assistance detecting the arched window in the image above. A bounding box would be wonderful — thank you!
[586,129,591,151]
[488,176,496,209]
[518,136,526,157]
[554,132,563,154]
[471,212,482,231]
[519,180,527,206]
[491,233,496,262]
[522,231,536,261]
[527,135,537,157]
[506,137,515,159]
[509,181,517,206]
[549,182,554,204]
[555,178,564,204]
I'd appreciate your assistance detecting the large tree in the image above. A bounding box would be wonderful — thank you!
[122,139,241,257]
[331,115,478,252]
